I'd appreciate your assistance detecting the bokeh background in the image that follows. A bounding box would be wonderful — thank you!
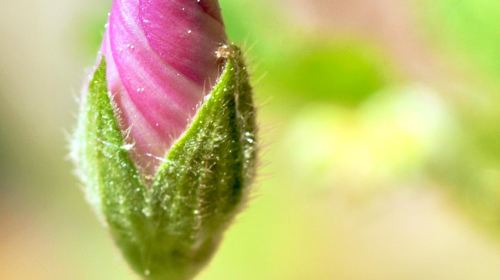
[2,0,500,279]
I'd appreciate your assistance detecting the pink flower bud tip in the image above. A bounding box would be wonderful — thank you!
[101,0,227,177]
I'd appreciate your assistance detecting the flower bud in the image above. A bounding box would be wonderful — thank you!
[72,1,257,279]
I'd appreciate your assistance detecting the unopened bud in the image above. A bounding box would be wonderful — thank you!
[72,1,257,279]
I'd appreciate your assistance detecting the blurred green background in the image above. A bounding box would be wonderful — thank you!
[2,0,500,279]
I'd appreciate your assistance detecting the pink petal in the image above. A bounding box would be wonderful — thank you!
[101,0,227,177]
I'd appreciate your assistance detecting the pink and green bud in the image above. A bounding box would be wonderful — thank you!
[72,1,257,279]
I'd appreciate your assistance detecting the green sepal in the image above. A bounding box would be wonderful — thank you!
[72,45,257,280]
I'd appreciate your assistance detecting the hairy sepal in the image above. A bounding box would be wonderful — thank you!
[72,45,257,280]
